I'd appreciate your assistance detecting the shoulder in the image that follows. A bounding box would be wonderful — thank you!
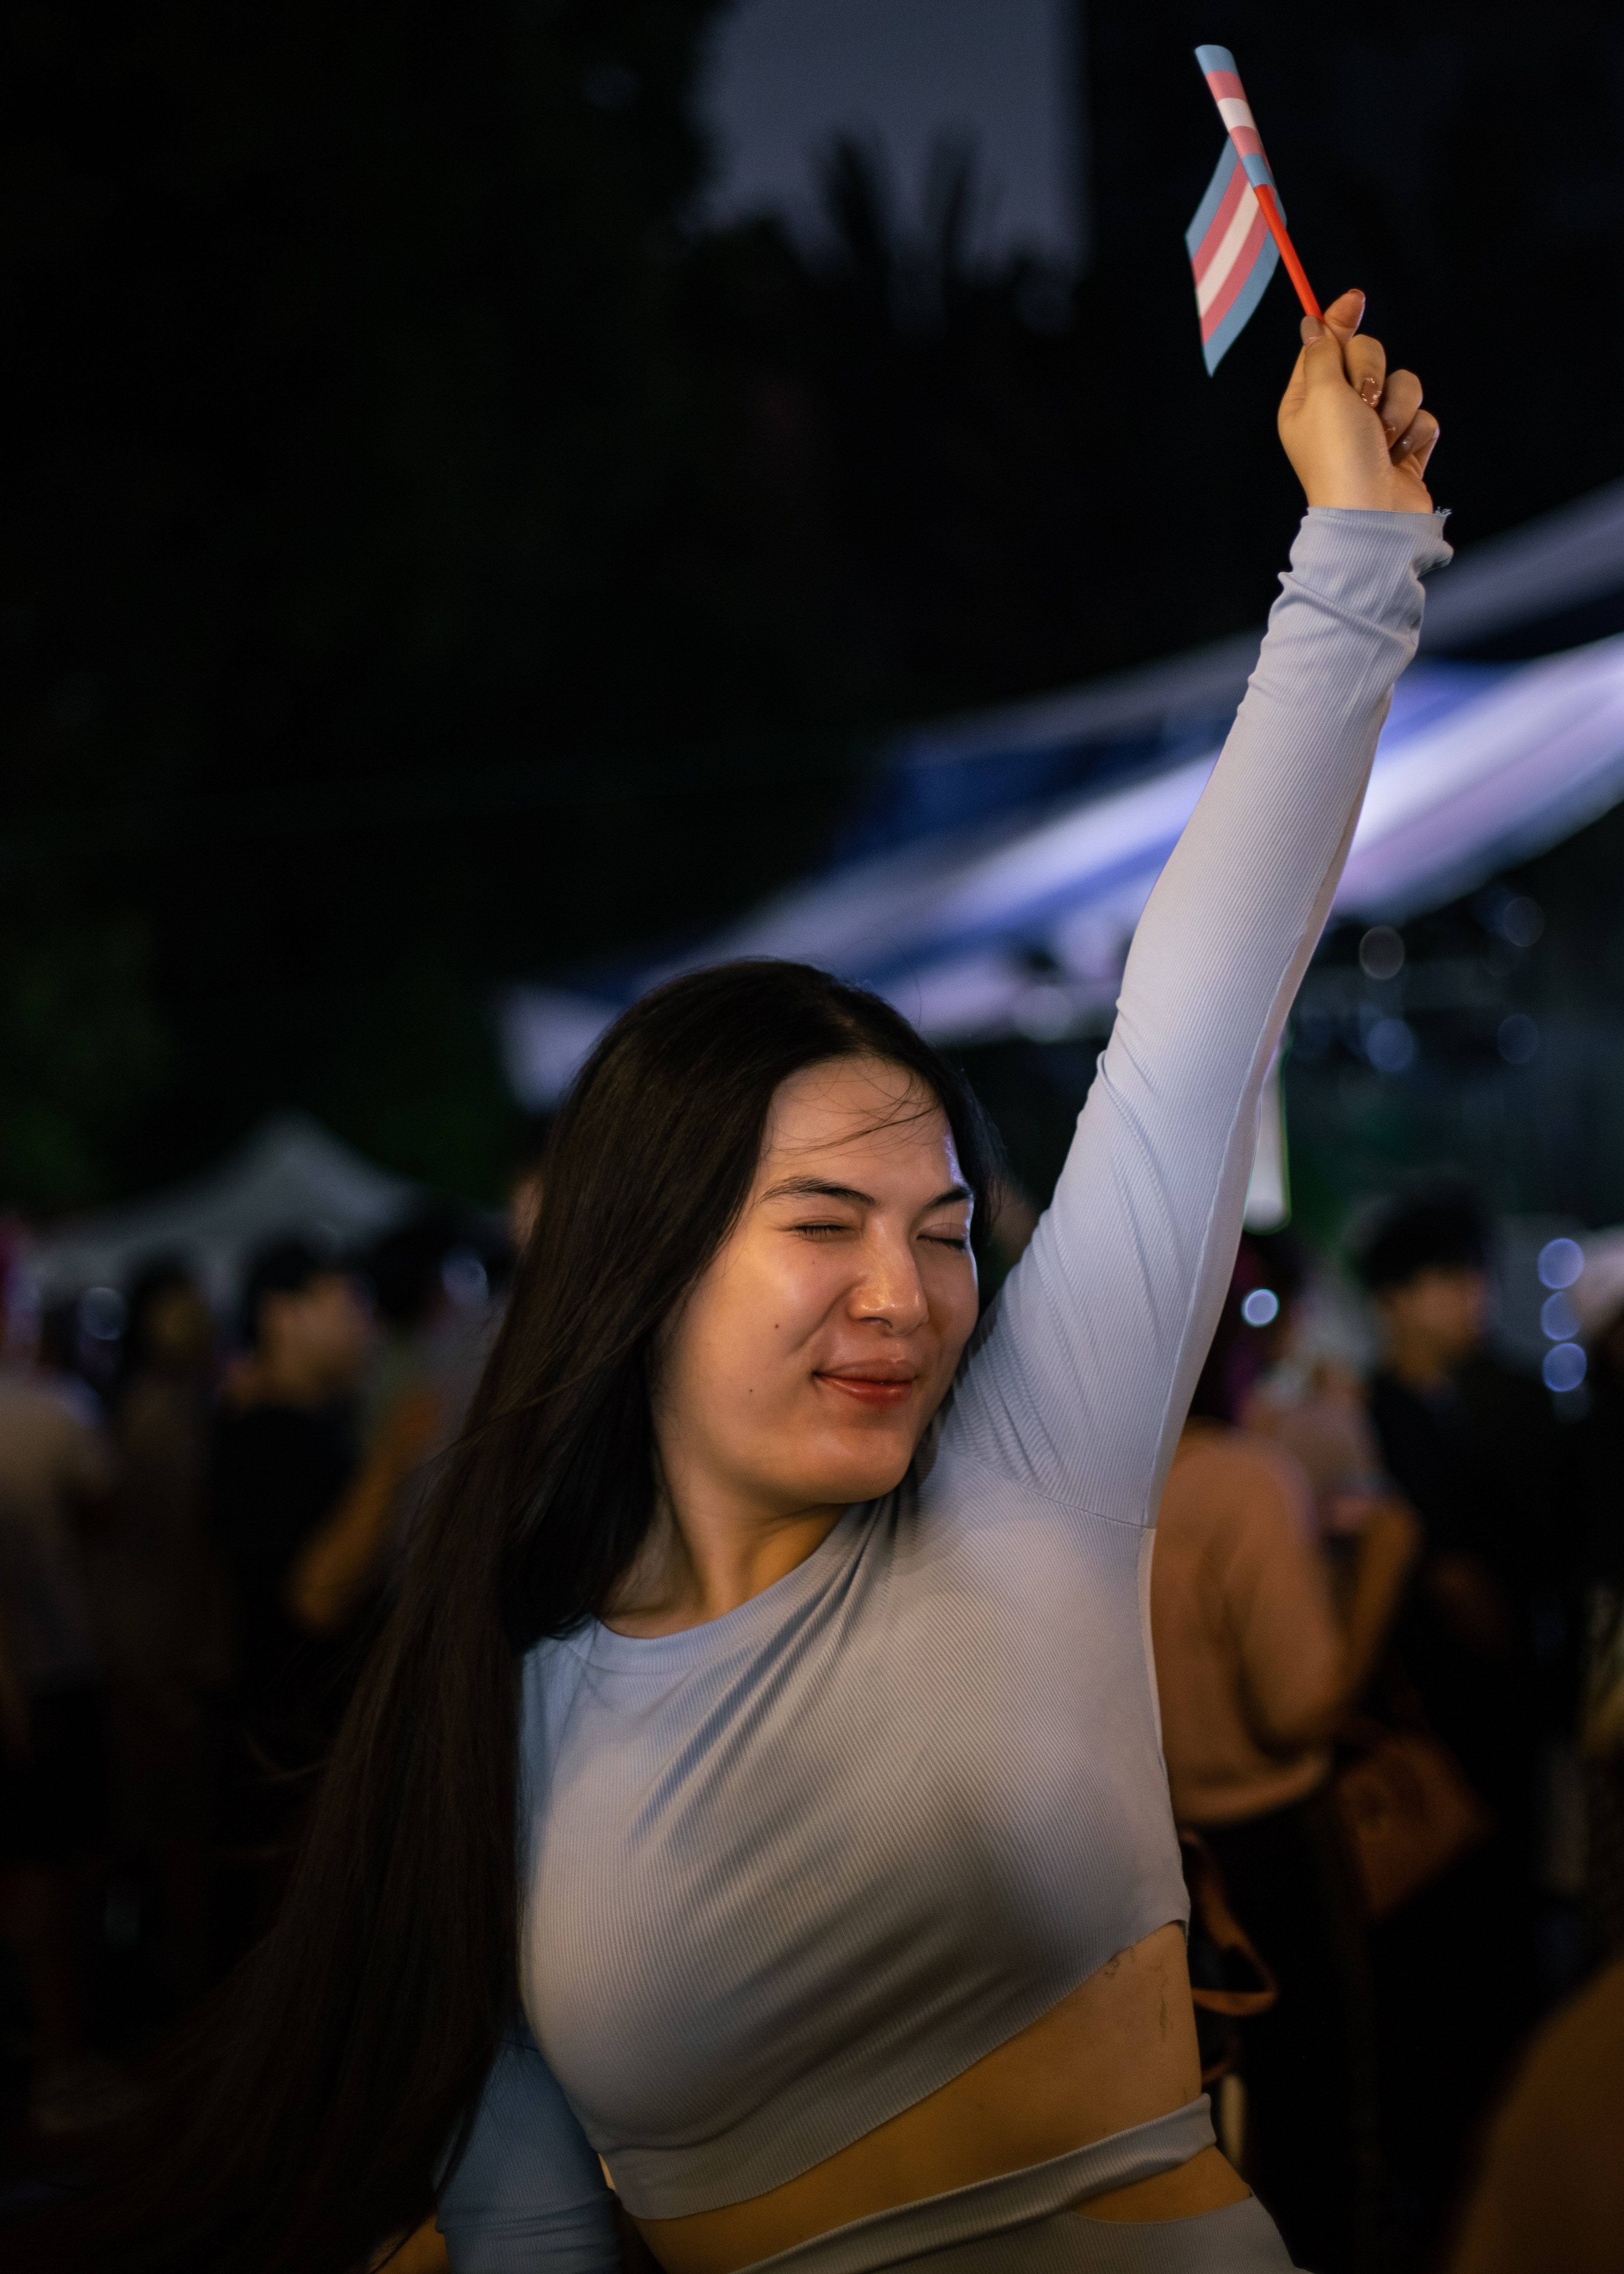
[1166,1424,1311,1510]
[520,1626,595,1709]
[1456,1957,1624,2271]
[1168,1427,1318,1568]
[1465,1355,1553,1430]
[1366,1370,1437,1456]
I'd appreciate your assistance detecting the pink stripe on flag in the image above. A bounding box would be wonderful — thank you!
[1227,125,1267,163]
[1190,159,1251,286]
[1202,64,1271,173]
[1199,208,1271,344]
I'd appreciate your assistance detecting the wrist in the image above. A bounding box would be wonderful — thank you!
[1303,483,1433,514]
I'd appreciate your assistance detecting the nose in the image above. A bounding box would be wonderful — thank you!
[850,1230,929,1333]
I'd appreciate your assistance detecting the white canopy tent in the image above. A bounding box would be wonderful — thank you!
[25,1113,418,1312]
[504,478,1624,1107]
[611,642,1624,1044]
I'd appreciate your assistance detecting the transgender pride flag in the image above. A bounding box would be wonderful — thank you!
[1186,45,1283,373]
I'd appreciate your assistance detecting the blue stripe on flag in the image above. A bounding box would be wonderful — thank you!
[1201,231,1282,374]
[1184,141,1238,261]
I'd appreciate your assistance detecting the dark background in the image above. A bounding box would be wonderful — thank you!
[6,1,1623,1215]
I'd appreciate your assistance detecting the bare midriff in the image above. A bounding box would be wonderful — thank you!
[631,1922,1249,2274]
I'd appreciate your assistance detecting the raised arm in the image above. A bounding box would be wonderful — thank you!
[953,293,1450,1525]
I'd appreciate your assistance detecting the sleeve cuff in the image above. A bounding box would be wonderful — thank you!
[1280,507,1453,645]
[1299,504,1453,582]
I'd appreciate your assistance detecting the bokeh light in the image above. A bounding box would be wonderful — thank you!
[1541,1340,1587,1391]
[1538,1237,1585,1289]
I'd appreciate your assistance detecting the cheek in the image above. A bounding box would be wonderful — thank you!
[939,1278,980,1371]
[915,1249,977,1371]
[676,1246,839,1393]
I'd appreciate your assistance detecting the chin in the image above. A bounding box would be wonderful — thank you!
[806,1434,919,1509]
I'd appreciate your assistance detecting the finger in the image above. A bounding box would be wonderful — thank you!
[1377,368,1423,445]
[1391,408,1440,479]
[1343,332,1389,413]
[1319,287,1366,345]
[1298,324,1355,395]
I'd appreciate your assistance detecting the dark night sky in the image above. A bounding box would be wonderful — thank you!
[4,2,1623,1210]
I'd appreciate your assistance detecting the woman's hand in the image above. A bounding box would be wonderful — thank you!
[1277,287,1439,513]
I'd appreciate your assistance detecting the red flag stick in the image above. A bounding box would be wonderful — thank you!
[1252,184,1322,326]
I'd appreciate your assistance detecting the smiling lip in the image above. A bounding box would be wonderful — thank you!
[816,1366,918,1408]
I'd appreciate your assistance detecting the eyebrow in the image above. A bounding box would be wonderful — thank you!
[759,1176,972,1211]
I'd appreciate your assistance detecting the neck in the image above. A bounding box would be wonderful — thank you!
[602,1475,846,1638]
[244,1346,333,1408]
[1384,1334,1456,1392]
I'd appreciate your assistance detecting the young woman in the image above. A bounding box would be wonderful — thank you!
[28,294,1443,2273]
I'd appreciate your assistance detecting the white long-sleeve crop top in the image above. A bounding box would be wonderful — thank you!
[439,507,1453,2270]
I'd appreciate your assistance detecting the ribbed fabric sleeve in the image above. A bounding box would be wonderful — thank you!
[949,508,1450,1527]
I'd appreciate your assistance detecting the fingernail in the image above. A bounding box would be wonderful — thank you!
[1394,434,1412,455]
[1382,420,1399,442]
[1360,376,1382,408]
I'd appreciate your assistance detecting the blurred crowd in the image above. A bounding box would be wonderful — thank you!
[1142,1185,1624,2274]
[0,1185,528,2149]
[2,1163,1623,2272]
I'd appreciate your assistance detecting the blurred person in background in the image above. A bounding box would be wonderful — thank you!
[1445,1952,1624,2274]
[209,1238,373,1961]
[285,1207,496,1638]
[1353,1185,1561,2255]
[1564,1231,1624,1962]
[0,1254,122,2131]
[92,1263,229,2008]
[1240,1243,1394,1547]
[1152,1238,1417,2274]
[1356,1185,1563,1834]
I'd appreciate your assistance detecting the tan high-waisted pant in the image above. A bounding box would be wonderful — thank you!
[736,2101,1298,2273]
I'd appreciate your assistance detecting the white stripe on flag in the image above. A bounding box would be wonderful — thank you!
[1195,186,1261,315]
[1214,97,1256,132]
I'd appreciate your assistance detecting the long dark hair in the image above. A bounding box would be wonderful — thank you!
[25,962,998,2274]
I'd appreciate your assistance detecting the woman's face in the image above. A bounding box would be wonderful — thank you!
[654,1056,980,1525]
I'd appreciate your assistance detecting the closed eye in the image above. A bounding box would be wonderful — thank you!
[793,1220,855,1240]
